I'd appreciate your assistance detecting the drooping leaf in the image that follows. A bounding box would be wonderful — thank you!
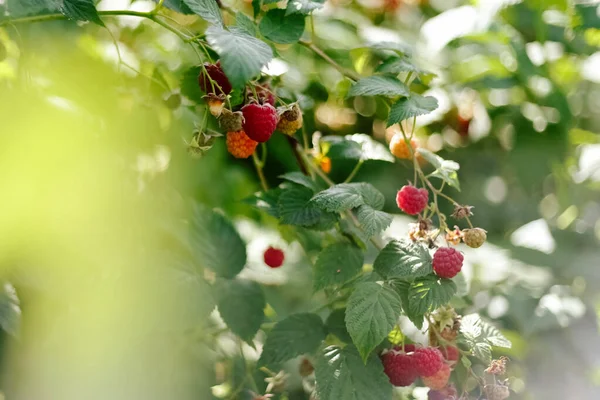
[347,76,409,98]
[216,279,265,342]
[391,279,424,329]
[345,282,402,362]
[418,148,461,190]
[314,345,393,400]
[244,188,282,218]
[373,239,432,279]
[407,276,457,316]
[325,309,352,343]
[356,205,393,238]
[461,314,511,348]
[182,0,223,25]
[286,0,325,15]
[324,134,394,163]
[278,187,322,226]
[60,0,104,26]
[206,25,273,88]
[258,313,327,366]
[236,11,257,36]
[279,172,319,192]
[387,94,438,126]
[313,243,364,291]
[190,204,247,278]
[259,9,306,44]
[311,183,385,213]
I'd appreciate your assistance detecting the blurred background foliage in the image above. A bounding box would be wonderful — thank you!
[0,0,600,399]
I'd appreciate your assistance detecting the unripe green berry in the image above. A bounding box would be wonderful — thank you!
[463,228,486,248]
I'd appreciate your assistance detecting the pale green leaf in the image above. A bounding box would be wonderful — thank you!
[348,76,409,98]
[286,0,325,15]
[387,94,438,126]
[182,0,223,25]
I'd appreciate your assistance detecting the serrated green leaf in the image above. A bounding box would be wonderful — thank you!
[180,66,203,103]
[315,345,393,400]
[376,56,431,75]
[60,0,104,26]
[346,282,402,362]
[258,313,326,366]
[311,185,365,213]
[278,187,321,226]
[279,172,319,192]
[356,205,392,238]
[244,188,282,218]
[418,148,461,190]
[190,205,247,278]
[346,134,395,163]
[461,355,472,369]
[461,314,511,348]
[286,0,325,15]
[305,211,340,231]
[472,342,492,363]
[236,11,257,36]
[347,76,409,98]
[313,243,364,291]
[216,279,265,342]
[391,280,423,329]
[408,276,457,316]
[387,94,438,126]
[206,25,273,88]
[325,309,352,343]
[182,0,223,25]
[373,239,432,279]
[259,9,306,44]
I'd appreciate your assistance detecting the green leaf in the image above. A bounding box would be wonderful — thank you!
[461,314,511,348]
[347,76,409,98]
[325,309,352,343]
[278,187,321,226]
[279,172,319,192]
[345,282,402,362]
[244,188,282,218]
[387,94,438,126]
[305,211,340,231]
[252,0,261,18]
[190,205,247,278]
[216,279,265,342]
[315,345,393,400]
[376,56,431,75]
[182,0,223,25]
[206,25,273,89]
[313,243,364,291]
[408,276,457,316]
[418,148,461,190]
[6,0,59,17]
[311,183,384,213]
[60,0,104,26]
[259,9,306,44]
[324,134,394,163]
[236,11,257,36]
[286,0,325,15]
[180,66,203,103]
[391,280,423,329]
[0,287,19,336]
[159,0,194,14]
[472,342,492,363]
[258,313,327,366]
[373,239,432,279]
[356,205,392,238]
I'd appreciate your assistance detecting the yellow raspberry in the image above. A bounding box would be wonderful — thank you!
[463,227,487,248]
[389,134,417,160]
[226,130,258,159]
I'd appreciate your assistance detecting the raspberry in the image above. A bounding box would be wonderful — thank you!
[389,134,417,160]
[463,227,487,248]
[396,185,428,215]
[428,384,458,400]
[264,246,285,268]
[242,103,278,143]
[381,348,418,387]
[412,347,444,377]
[422,363,451,390]
[226,130,258,159]
[198,61,232,95]
[276,103,303,136]
[432,247,464,279]
[439,346,459,365]
[320,156,331,174]
[219,109,245,132]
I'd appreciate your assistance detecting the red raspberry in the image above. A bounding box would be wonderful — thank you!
[422,363,451,390]
[396,185,428,215]
[439,346,459,365]
[381,348,418,387]
[432,247,464,279]
[412,347,443,377]
[242,103,278,143]
[428,384,458,400]
[226,130,258,159]
[198,61,232,95]
[264,246,285,268]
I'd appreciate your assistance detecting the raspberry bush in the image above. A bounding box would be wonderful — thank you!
[4,1,600,399]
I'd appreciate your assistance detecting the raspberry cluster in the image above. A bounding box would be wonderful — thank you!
[381,345,453,390]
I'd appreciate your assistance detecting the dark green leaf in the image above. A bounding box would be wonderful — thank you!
[180,66,203,103]
[356,205,392,238]
[418,149,461,190]
[278,187,321,226]
[313,243,364,291]
[216,279,265,342]
[206,25,273,88]
[373,239,432,279]
[279,172,319,192]
[315,345,393,400]
[190,204,247,278]
[304,211,340,231]
[244,188,282,218]
[347,76,409,98]
[408,276,457,316]
[325,309,352,343]
[311,183,384,213]
[259,9,306,44]
[60,0,104,26]
[182,0,223,25]
[259,313,327,366]
[391,280,424,329]
[252,0,261,18]
[286,0,325,15]
[387,94,438,126]
[346,282,402,362]
[236,11,257,36]
[159,0,194,14]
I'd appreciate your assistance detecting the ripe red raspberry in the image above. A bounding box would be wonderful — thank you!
[428,384,458,400]
[264,246,285,268]
[412,347,443,377]
[381,348,418,387]
[439,346,459,365]
[422,363,451,390]
[396,185,428,215]
[432,247,464,279]
[226,130,258,159]
[198,61,232,95]
[242,103,278,143]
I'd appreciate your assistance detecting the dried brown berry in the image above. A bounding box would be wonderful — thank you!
[451,204,474,220]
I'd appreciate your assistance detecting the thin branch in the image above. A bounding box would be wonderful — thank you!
[299,40,361,81]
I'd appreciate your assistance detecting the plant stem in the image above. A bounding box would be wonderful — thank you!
[252,152,269,191]
[344,159,363,183]
[286,136,310,176]
[299,40,361,81]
